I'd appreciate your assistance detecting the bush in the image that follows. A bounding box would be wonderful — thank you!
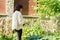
[34,0,60,19]
[0,33,16,40]
[22,19,45,40]
[22,18,60,40]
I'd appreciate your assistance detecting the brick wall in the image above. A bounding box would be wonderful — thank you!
[0,0,6,14]
[14,0,37,15]
[0,0,37,15]
[29,0,37,15]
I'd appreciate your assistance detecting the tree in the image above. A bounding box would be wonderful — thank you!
[34,0,60,19]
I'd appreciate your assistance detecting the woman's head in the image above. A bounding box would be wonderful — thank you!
[15,4,23,11]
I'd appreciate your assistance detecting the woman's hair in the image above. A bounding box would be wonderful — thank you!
[15,4,23,11]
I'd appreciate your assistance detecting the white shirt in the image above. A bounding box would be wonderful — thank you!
[12,10,24,30]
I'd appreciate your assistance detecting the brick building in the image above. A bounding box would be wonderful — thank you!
[0,0,58,34]
[0,0,37,16]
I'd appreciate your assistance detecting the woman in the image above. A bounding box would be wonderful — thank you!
[12,4,24,40]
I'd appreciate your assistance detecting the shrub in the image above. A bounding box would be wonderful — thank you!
[34,0,60,19]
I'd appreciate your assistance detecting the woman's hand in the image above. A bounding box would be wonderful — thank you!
[12,29,16,33]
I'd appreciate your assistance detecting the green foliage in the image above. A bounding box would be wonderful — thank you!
[22,19,45,40]
[22,18,60,40]
[0,19,60,40]
[34,0,60,19]
[0,33,16,40]
[0,34,12,40]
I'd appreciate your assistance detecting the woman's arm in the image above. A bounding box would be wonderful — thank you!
[18,13,24,25]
